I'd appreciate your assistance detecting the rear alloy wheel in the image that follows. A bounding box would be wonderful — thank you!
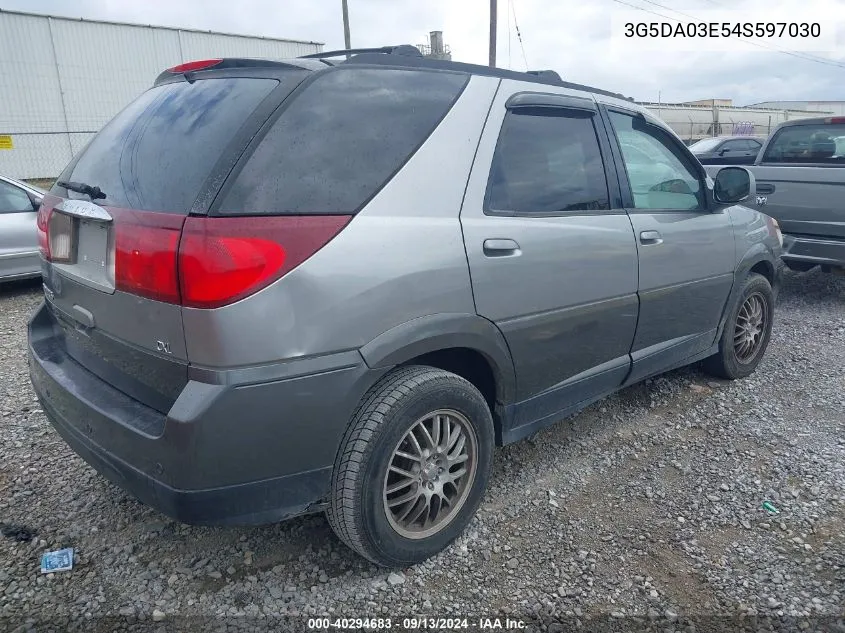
[704,272,774,379]
[327,366,494,567]
[383,409,477,540]
[733,292,768,363]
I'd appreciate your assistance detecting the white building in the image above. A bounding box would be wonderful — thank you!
[0,10,323,180]
[747,101,845,115]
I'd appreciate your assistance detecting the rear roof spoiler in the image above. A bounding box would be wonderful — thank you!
[153,46,635,102]
[300,45,423,59]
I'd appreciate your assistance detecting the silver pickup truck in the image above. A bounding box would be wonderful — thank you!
[705,115,845,273]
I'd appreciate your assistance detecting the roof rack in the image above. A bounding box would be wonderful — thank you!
[297,46,633,102]
[300,45,423,59]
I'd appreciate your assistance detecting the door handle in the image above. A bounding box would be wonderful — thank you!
[756,183,775,194]
[483,238,521,257]
[639,230,663,245]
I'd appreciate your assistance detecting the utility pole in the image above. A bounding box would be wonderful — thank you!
[341,0,351,50]
[489,0,497,67]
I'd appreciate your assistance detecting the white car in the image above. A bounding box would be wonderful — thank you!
[0,175,45,282]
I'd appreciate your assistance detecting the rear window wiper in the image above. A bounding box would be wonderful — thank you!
[57,180,107,200]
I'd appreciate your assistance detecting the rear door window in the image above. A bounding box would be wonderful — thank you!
[485,109,610,214]
[720,139,748,153]
[54,77,288,212]
[0,181,34,213]
[217,68,468,215]
[762,123,845,164]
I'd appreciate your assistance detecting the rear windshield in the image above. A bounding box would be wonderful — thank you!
[217,67,468,215]
[53,77,285,212]
[762,123,845,164]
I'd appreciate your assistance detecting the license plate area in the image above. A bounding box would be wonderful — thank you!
[52,215,115,293]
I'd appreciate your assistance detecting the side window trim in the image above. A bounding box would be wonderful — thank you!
[505,91,597,113]
[483,102,615,218]
[603,105,710,213]
[597,105,634,209]
[591,106,624,210]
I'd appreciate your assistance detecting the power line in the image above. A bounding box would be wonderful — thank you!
[510,0,529,70]
[627,0,845,68]
[507,0,512,69]
[609,0,845,69]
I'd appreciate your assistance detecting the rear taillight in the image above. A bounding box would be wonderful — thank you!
[168,59,222,73]
[109,211,350,307]
[828,116,845,124]
[36,205,52,260]
[36,194,63,261]
[113,210,185,304]
[178,215,350,308]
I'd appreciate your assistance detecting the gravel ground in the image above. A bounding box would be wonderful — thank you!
[1,270,843,633]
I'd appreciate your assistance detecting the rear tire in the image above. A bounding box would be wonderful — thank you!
[703,273,774,380]
[327,366,494,567]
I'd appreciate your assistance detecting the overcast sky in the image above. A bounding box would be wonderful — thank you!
[3,0,845,104]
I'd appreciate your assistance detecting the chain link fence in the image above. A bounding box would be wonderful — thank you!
[641,104,832,145]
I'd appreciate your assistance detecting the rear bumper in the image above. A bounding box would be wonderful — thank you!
[781,234,845,269]
[28,301,382,525]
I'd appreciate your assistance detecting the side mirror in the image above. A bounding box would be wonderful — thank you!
[713,166,753,204]
[719,148,730,156]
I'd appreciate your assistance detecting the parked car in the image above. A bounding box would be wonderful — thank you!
[705,116,845,273]
[0,175,44,282]
[689,135,765,165]
[28,48,783,567]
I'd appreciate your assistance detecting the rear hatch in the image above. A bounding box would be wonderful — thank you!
[38,65,308,413]
[754,119,845,239]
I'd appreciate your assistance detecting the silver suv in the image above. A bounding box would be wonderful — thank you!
[28,47,783,567]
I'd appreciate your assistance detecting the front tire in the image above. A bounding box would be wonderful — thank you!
[704,272,774,380]
[327,366,494,567]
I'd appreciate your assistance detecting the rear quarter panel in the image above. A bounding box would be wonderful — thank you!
[729,204,780,264]
[181,76,501,368]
